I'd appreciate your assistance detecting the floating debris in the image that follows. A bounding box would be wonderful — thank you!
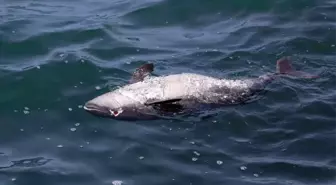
[23,110,30,114]
[190,141,195,145]
[68,108,72,111]
[75,123,80,127]
[80,59,85,63]
[95,86,101,90]
[79,145,83,148]
[212,120,217,123]
[57,145,63,148]
[254,174,259,177]
[24,107,29,110]
[46,137,51,140]
[216,160,223,165]
[11,178,16,181]
[192,157,198,161]
[36,66,41,69]
[80,82,83,84]
[64,60,68,64]
[78,105,83,108]
[14,110,18,113]
[20,129,24,132]
[139,156,144,160]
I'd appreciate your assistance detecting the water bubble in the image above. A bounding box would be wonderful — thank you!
[20,129,24,132]
[192,157,198,161]
[75,123,80,127]
[68,108,72,111]
[80,145,83,148]
[24,107,29,110]
[112,180,123,185]
[36,66,41,69]
[217,160,223,165]
[59,53,65,58]
[240,166,247,171]
[95,86,101,90]
[11,178,16,181]
[46,137,51,140]
[64,60,68,64]
[78,105,83,108]
[254,173,259,177]
[139,156,144,160]
[70,128,76,132]
[14,110,18,113]
[23,110,30,114]
[190,141,195,145]
[81,59,85,63]
[331,44,335,47]
[193,151,200,156]
[57,145,63,148]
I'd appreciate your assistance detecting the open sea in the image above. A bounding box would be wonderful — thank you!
[0,0,335,185]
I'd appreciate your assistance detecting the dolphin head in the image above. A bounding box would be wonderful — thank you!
[84,91,156,120]
[84,92,122,118]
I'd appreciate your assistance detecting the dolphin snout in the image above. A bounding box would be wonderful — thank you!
[84,101,110,116]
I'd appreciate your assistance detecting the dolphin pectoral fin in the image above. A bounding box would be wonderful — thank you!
[145,98,184,113]
[130,63,154,83]
[144,98,182,106]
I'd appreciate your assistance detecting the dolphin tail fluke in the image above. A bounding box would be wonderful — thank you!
[276,56,319,79]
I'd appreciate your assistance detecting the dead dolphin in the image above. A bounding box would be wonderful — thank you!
[83,57,318,120]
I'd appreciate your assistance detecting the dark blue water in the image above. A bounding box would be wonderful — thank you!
[0,0,335,185]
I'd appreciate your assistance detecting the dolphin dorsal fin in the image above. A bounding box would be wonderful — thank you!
[130,63,154,83]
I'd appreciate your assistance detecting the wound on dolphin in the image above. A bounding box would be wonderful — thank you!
[83,56,318,121]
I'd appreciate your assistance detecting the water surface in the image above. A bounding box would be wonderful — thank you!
[0,0,335,185]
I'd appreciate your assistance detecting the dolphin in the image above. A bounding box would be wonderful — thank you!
[83,57,318,120]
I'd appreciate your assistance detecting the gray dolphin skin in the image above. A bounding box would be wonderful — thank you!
[84,57,318,120]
